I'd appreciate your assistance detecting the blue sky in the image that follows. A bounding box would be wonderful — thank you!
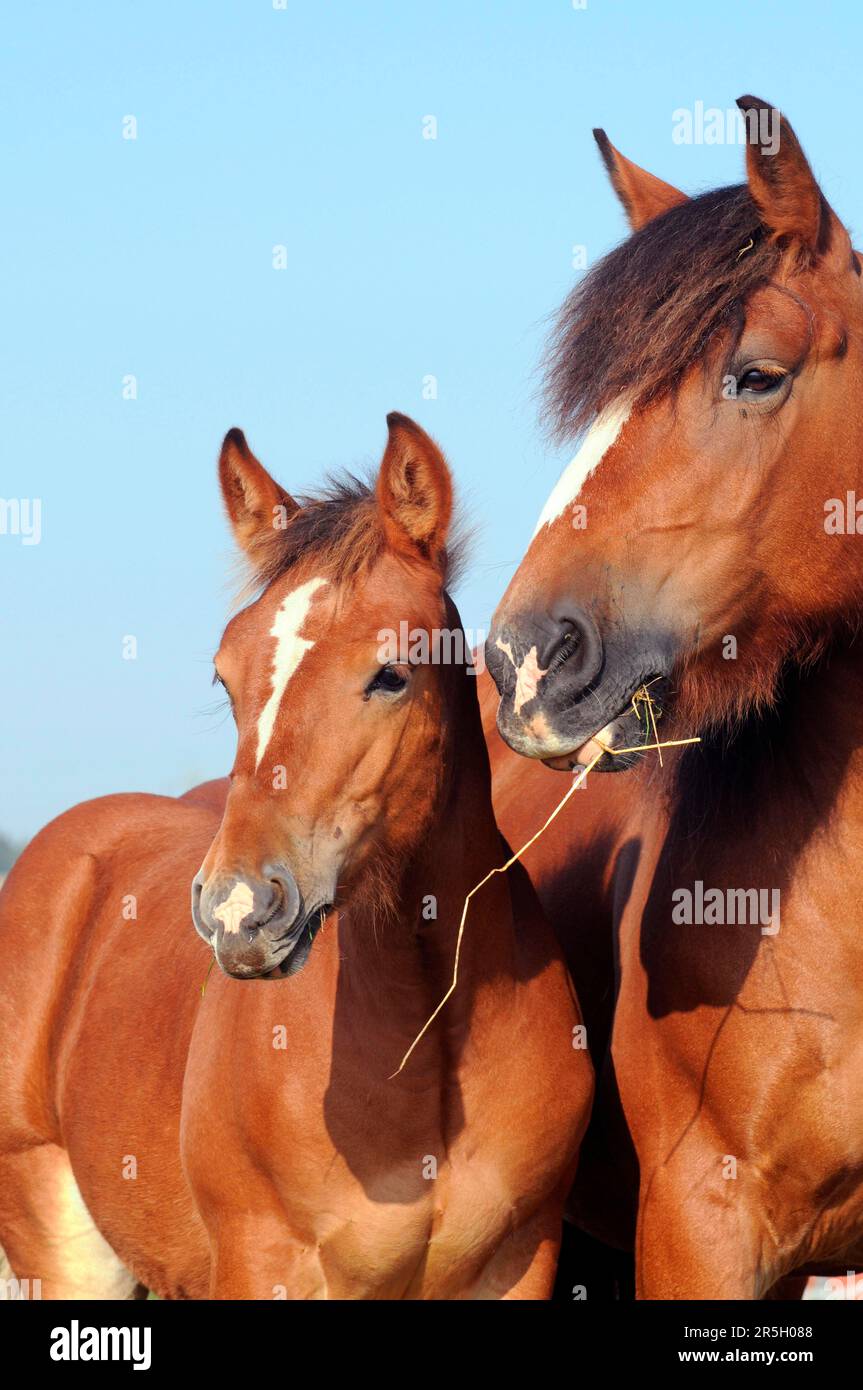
[2,0,861,841]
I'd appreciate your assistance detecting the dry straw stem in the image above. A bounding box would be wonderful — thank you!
[198,694,698,1051]
[391,684,700,1077]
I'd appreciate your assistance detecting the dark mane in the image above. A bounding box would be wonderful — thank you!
[248,472,466,596]
[543,184,783,440]
[261,474,384,589]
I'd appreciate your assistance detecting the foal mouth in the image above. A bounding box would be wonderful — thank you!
[268,902,333,978]
[541,675,668,773]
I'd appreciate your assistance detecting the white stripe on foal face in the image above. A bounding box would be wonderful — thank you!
[255,575,329,771]
[532,402,631,538]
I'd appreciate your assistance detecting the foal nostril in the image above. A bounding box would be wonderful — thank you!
[261,864,302,931]
[190,871,208,940]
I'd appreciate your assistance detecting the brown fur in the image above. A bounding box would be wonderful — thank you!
[489,97,863,1298]
[0,415,592,1300]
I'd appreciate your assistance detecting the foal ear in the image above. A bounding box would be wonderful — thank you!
[594,129,688,231]
[376,413,453,564]
[218,428,298,558]
[736,96,836,259]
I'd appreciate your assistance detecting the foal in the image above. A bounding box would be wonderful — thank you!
[0,414,592,1299]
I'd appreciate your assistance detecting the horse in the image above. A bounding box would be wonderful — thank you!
[484,95,863,1298]
[0,414,593,1299]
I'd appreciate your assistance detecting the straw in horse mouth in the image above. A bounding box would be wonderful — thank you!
[542,677,667,772]
[542,721,619,772]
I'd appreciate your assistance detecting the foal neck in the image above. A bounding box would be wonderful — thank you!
[337,659,516,1012]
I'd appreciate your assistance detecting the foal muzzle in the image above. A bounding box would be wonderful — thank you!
[191,863,324,979]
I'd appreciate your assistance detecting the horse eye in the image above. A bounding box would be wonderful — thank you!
[213,669,235,709]
[365,664,410,698]
[736,367,787,395]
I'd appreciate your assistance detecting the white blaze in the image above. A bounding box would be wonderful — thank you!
[213,880,255,935]
[513,646,547,714]
[532,402,631,537]
[255,576,328,770]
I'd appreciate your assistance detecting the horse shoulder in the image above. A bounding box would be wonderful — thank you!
[0,792,218,1146]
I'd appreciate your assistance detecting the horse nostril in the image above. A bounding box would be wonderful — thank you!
[190,872,210,941]
[536,608,603,697]
[242,878,283,937]
[555,626,579,662]
[261,865,302,929]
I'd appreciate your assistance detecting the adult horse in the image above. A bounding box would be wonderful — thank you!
[485,96,863,1298]
[0,415,592,1299]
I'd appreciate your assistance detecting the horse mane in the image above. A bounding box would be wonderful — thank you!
[242,472,468,599]
[543,183,783,439]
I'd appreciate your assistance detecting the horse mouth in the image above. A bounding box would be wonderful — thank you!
[268,902,332,978]
[541,676,668,773]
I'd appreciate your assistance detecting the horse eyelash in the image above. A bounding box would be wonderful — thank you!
[211,671,233,711]
[750,364,787,379]
[733,362,788,382]
[198,696,232,725]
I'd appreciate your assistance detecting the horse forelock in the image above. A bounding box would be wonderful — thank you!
[543,183,784,441]
[232,471,468,608]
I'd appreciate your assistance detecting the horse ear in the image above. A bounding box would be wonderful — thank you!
[376,413,452,564]
[218,428,299,557]
[593,129,688,230]
[736,96,834,258]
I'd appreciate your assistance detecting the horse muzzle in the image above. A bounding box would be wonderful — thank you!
[191,864,329,979]
[486,606,676,770]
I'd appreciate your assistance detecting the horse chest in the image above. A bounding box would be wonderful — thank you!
[180,954,585,1297]
[278,1145,544,1298]
[205,1052,572,1297]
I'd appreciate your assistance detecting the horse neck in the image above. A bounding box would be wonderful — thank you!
[335,662,516,1014]
[668,630,863,867]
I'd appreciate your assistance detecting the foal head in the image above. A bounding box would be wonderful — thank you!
[487,97,863,768]
[192,413,460,978]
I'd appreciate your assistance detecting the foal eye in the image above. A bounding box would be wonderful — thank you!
[365,664,410,698]
[212,670,234,708]
[735,366,787,396]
